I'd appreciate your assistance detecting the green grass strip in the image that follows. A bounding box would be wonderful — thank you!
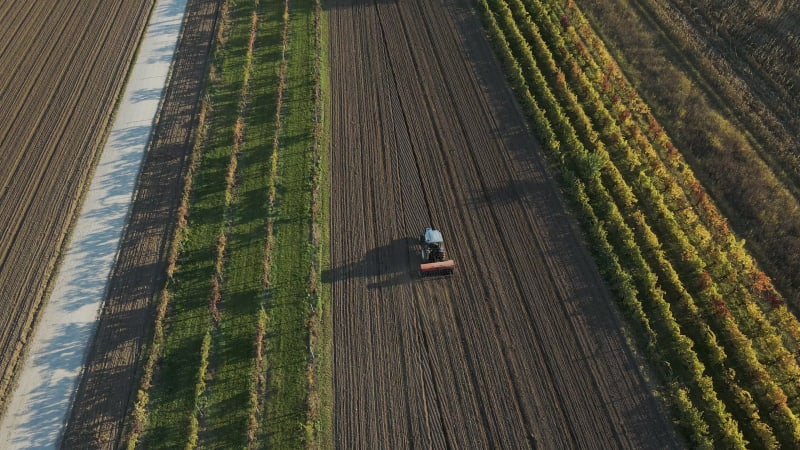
[138,0,253,447]
[303,0,331,446]
[131,0,329,445]
[262,0,317,446]
[198,0,284,447]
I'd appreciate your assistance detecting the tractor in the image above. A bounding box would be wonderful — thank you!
[418,228,455,276]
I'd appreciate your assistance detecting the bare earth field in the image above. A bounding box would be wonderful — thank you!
[329,0,681,448]
[0,0,154,414]
[61,0,219,447]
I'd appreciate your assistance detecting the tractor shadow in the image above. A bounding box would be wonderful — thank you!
[323,237,422,289]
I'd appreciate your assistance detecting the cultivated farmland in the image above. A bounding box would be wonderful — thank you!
[0,0,154,414]
[5,0,800,447]
[329,0,680,447]
[119,0,329,447]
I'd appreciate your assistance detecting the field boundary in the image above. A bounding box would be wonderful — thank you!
[0,0,189,446]
[0,0,158,421]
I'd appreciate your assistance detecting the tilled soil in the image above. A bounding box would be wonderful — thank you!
[0,0,154,414]
[328,0,682,447]
[61,0,220,448]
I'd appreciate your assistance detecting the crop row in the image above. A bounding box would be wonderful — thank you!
[537,0,800,428]
[536,0,800,408]
[539,1,800,425]
[121,0,328,447]
[130,0,252,446]
[478,3,732,445]
[551,1,800,363]
[573,0,800,320]
[480,0,800,447]
[303,0,332,446]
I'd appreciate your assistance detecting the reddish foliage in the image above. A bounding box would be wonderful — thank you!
[647,115,656,127]
[713,216,729,235]
[560,15,570,29]
[600,74,611,93]
[647,114,660,133]
[766,293,783,308]
[665,142,678,160]
[752,270,774,293]
[690,180,704,203]
[556,70,567,89]
[575,39,588,59]
[710,295,731,319]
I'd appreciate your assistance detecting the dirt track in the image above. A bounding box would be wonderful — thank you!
[61,0,219,447]
[0,0,154,413]
[329,0,682,447]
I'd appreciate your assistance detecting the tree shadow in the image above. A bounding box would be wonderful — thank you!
[466,177,544,208]
[146,0,188,38]
[129,86,165,104]
[4,322,95,449]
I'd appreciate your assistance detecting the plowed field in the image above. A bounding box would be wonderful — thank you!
[329,0,681,447]
[0,0,154,412]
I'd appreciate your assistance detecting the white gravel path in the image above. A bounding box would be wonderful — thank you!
[0,0,187,447]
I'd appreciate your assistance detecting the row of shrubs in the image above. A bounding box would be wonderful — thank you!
[545,0,800,434]
[550,0,800,381]
[531,0,800,441]
[304,0,328,447]
[479,2,727,446]
[480,0,800,447]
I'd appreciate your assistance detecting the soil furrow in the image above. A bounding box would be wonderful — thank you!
[330,0,681,447]
[0,0,156,417]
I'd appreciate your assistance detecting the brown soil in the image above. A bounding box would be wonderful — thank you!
[328,0,682,448]
[0,0,154,417]
[60,0,220,448]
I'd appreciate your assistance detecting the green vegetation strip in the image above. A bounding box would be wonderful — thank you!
[136,0,248,446]
[524,0,800,443]
[303,0,332,446]
[124,0,329,447]
[261,0,317,446]
[480,0,800,447]
[545,0,800,440]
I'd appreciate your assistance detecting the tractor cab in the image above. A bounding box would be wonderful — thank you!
[419,228,455,276]
[421,228,446,262]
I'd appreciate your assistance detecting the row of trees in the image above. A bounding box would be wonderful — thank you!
[576,0,800,326]
[545,0,800,415]
[480,0,800,447]
[480,1,727,446]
